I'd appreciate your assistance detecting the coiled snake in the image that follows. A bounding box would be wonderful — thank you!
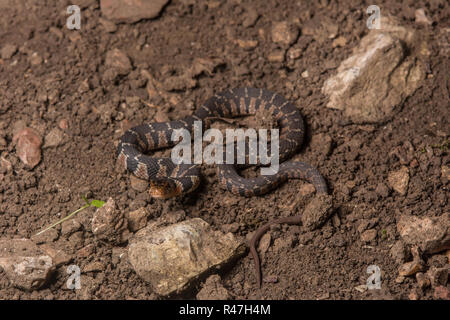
[117,88,328,287]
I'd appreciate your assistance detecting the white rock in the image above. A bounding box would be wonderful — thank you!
[128,218,245,296]
[0,238,54,290]
[322,17,425,123]
[397,213,450,254]
[388,166,410,195]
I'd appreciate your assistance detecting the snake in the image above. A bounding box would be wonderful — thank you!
[117,87,328,287]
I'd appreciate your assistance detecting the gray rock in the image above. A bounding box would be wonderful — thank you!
[91,198,129,244]
[426,266,448,287]
[128,218,245,296]
[125,207,149,232]
[99,18,118,33]
[100,0,169,23]
[129,175,149,192]
[0,238,54,290]
[12,128,42,169]
[322,17,426,123]
[43,128,65,148]
[397,213,450,254]
[301,194,334,230]
[271,21,299,46]
[61,219,82,237]
[1,44,17,59]
[390,240,410,264]
[360,229,377,242]
[388,166,410,196]
[105,48,132,75]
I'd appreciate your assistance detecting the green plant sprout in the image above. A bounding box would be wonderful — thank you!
[35,195,105,236]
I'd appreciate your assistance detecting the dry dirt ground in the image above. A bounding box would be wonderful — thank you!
[0,0,448,299]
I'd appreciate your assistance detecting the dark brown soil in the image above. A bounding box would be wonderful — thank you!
[0,0,448,300]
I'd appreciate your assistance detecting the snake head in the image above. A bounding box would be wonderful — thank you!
[149,178,182,199]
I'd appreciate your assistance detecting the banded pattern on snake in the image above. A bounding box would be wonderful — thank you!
[117,88,328,287]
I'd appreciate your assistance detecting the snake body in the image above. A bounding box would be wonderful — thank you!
[117,88,328,287]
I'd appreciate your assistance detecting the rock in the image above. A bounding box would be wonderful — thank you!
[100,0,169,23]
[242,8,259,28]
[29,52,43,65]
[99,18,117,33]
[196,274,230,300]
[287,47,302,60]
[162,75,196,91]
[221,223,239,234]
[441,165,449,180]
[126,207,149,232]
[397,213,450,254]
[1,44,17,59]
[273,235,296,252]
[38,244,72,266]
[61,219,82,237]
[257,233,271,255]
[162,209,186,224]
[426,267,448,287]
[415,9,432,26]
[388,166,410,195]
[399,260,424,277]
[332,36,347,48]
[58,119,69,130]
[375,183,390,198]
[354,284,367,293]
[399,246,425,277]
[416,272,430,289]
[128,218,245,296]
[298,183,316,197]
[310,133,333,158]
[234,65,250,76]
[0,156,12,174]
[236,39,258,50]
[77,79,90,93]
[390,241,409,264]
[111,247,127,266]
[12,128,42,169]
[322,17,425,123]
[76,244,95,258]
[105,48,132,75]
[83,261,105,273]
[395,276,405,283]
[68,232,85,250]
[31,228,59,244]
[0,238,54,290]
[360,229,377,242]
[271,21,299,46]
[43,128,65,148]
[301,194,333,231]
[91,198,129,244]
[433,286,449,300]
[263,275,279,284]
[129,175,149,192]
[303,16,338,43]
[408,288,420,300]
[187,57,224,78]
[267,50,285,63]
